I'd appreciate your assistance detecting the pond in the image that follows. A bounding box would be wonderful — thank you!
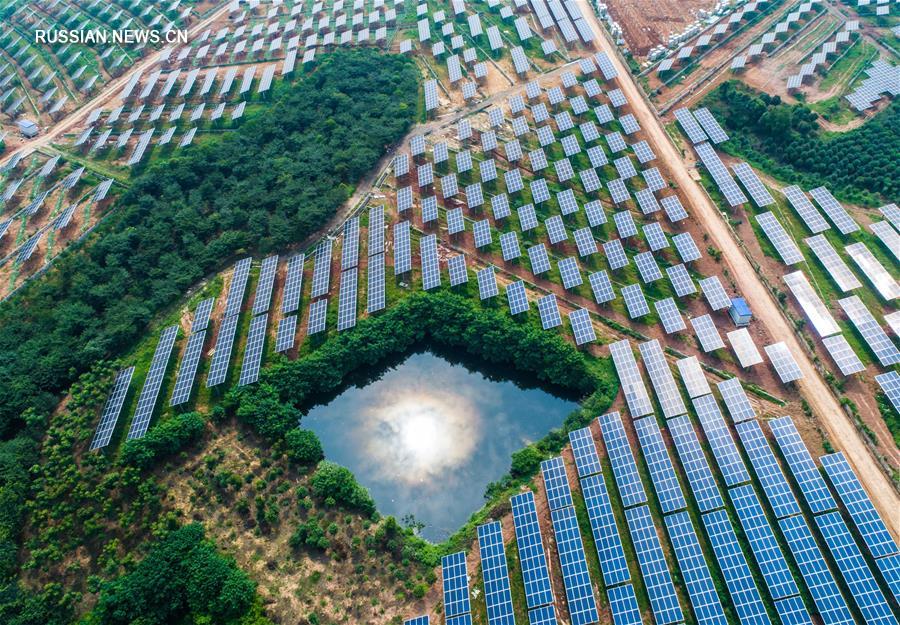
[302,351,581,542]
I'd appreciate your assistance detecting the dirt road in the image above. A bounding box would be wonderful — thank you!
[576,0,900,537]
[0,3,233,168]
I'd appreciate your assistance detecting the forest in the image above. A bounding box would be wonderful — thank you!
[704,80,899,206]
[0,49,418,624]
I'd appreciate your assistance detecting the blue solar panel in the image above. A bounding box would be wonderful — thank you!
[701,509,770,625]
[541,457,573,511]
[403,617,429,625]
[580,473,630,587]
[569,427,602,477]
[447,615,473,625]
[224,257,252,316]
[442,551,471,618]
[769,416,837,514]
[820,452,899,559]
[477,521,516,625]
[692,394,751,486]
[607,584,642,625]
[735,420,802,519]
[598,412,647,508]
[170,330,206,406]
[664,511,728,625]
[778,515,854,625]
[625,506,683,625]
[527,605,558,625]
[550,506,599,625]
[774,596,812,625]
[814,512,897,625]
[875,554,900,605]
[128,325,179,439]
[728,484,799,600]
[633,417,687,513]
[510,491,555,609]
[90,367,134,450]
[668,416,724,512]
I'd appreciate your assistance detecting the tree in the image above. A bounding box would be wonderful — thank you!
[510,446,543,478]
[310,461,375,516]
[284,429,324,466]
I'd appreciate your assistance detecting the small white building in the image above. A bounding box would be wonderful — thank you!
[16,119,39,138]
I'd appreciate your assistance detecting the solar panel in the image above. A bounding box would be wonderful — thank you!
[394,221,411,275]
[643,223,669,251]
[206,313,239,387]
[476,266,499,300]
[809,186,859,235]
[822,335,865,376]
[527,606,556,625]
[691,315,724,352]
[735,419,801,519]
[224,258,252,317]
[442,551,471,618]
[634,252,663,284]
[274,315,297,353]
[510,491,555,609]
[609,340,653,417]
[477,521,515,625]
[404,617,429,625]
[639,340,686,417]
[336,270,358,331]
[845,242,900,301]
[622,284,650,319]
[694,142,747,206]
[869,221,900,263]
[756,212,803,265]
[420,235,441,291]
[90,366,134,450]
[677,357,711,399]
[442,174,459,198]
[783,271,840,337]
[604,239,629,270]
[550,506,599,625]
[559,257,582,290]
[664,511,728,625]
[717,378,755,422]
[698,276,731,311]
[613,156,637,180]
[311,240,333,298]
[606,132,627,153]
[447,208,465,235]
[238,313,268,386]
[607,584,642,625]
[702,509,771,625]
[634,417,687,513]
[608,179,630,204]
[169,330,207,406]
[732,162,775,207]
[473,219,492,249]
[190,298,215,334]
[652,299,684,335]
[839,296,900,366]
[693,108,729,144]
[693,394,751,486]
[668,416,724,512]
[579,168,602,193]
[625,505,684,625]
[556,189,579,216]
[528,244,551,275]
[613,211,637,238]
[728,484,799,600]
[778,515,855,625]
[674,108,708,144]
[728,328,764,368]
[587,145,608,168]
[875,555,900,605]
[588,271,616,304]
[578,474,631,588]
[815,511,896,625]
[531,178,550,203]
[127,325,179,440]
[821,452,898,559]
[782,186,830,233]
[492,194,511,221]
[764,342,804,383]
[774,596,813,625]
[568,427,602,478]
[517,204,538,231]
[537,294,562,330]
[598,411,647,507]
[769,415,836,513]
[251,255,279,315]
[307,299,328,335]
[661,195,689,222]
[667,264,697,297]
[507,281,529,315]
[367,253,386,314]
[573,228,598,258]
[544,215,567,245]
[569,308,596,346]
[672,232,701,262]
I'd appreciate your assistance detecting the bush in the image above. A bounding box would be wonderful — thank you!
[285,429,324,466]
[310,461,375,516]
[510,446,543,478]
[119,412,206,469]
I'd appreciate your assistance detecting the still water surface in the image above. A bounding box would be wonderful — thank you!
[302,351,580,541]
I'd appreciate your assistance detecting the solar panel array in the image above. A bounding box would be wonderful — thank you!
[626,505,684,625]
[170,330,207,406]
[337,270,358,331]
[599,411,647,508]
[822,335,866,376]
[581,473,631,587]
[634,417,687,513]
[839,296,900,366]
[638,339,686,418]
[779,514,855,625]
[809,186,859,235]
[655,298,686,334]
[589,271,616,304]
[550,506,599,625]
[698,276,731,311]
[756,212,804,265]
[678,356,711,399]
[127,325,179,440]
[783,271,840,337]
[691,315,725,352]
[694,142,747,206]
[609,340,653,417]
[442,551,471,618]
[252,255,279,315]
[782,186,830,234]
[90,367,135,450]
[507,281,529,315]
[769,416,837,513]
[238,313,268,386]
[568,308,596,346]
[765,342,804,383]
[621,284,650,319]
[732,162,775,207]
[664,511,728,625]
[224,257,252,316]
[845,242,900,301]
[668,416,725,513]
[774,596,813,625]
[672,232,701,263]
[307,299,328,335]
[207,314,240,387]
[537,294,562,330]
[510,491,555,609]
[311,240,333,298]
[694,394,751,486]
[274,315,298,353]
[735,420,802,519]
[282,254,305,314]
[717,377,755,422]
[667,264,696,297]
[367,253,386,313]
[607,584,642,625]
[477,521,515,625]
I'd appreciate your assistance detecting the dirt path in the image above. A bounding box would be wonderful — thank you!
[576,0,900,537]
[0,3,233,168]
